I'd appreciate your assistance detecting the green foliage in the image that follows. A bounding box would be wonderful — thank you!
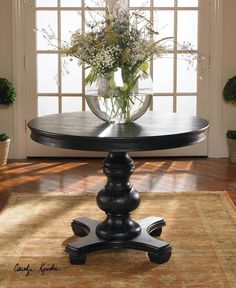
[223,76,236,103]
[223,77,236,138]
[0,78,16,105]
[226,130,236,140]
[0,133,9,142]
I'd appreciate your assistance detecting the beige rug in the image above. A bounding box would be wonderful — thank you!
[0,192,235,288]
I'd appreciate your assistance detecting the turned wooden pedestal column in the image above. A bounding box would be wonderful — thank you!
[96,152,141,240]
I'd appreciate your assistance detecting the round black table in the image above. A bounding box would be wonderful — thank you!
[28,111,209,265]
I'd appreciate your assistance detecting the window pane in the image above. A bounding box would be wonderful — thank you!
[177,54,197,93]
[154,0,174,7]
[84,0,106,7]
[85,11,105,32]
[61,0,82,7]
[153,54,174,93]
[62,97,83,112]
[38,97,59,116]
[37,54,58,93]
[129,10,150,20]
[129,0,150,7]
[61,11,81,44]
[154,10,174,47]
[177,96,196,115]
[61,57,82,93]
[130,10,150,32]
[153,96,173,112]
[36,0,57,7]
[178,0,199,7]
[177,11,198,49]
[36,11,58,51]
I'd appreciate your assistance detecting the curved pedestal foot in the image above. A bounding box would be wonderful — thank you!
[138,216,165,237]
[69,253,86,265]
[148,250,171,264]
[71,217,99,237]
[66,216,171,265]
[149,227,162,237]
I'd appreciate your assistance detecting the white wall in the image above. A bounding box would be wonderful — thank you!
[0,0,235,159]
[221,1,236,134]
[0,0,14,158]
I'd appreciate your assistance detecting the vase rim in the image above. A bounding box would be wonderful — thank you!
[86,93,153,97]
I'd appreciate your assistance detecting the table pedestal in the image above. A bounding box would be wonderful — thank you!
[65,152,172,264]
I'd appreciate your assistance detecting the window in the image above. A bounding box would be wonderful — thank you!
[35,0,200,117]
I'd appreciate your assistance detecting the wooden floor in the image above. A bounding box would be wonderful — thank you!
[0,157,236,210]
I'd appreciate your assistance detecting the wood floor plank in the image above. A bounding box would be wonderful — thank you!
[0,157,235,207]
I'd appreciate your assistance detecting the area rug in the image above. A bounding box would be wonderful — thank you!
[0,192,235,288]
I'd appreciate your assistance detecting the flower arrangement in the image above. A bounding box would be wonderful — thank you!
[59,6,172,122]
[64,9,168,87]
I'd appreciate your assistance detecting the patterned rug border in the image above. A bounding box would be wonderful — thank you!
[1,191,235,215]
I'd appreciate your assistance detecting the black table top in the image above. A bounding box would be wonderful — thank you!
[28,111,209,152]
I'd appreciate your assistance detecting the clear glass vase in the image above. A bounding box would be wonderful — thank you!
[85,72,153,124]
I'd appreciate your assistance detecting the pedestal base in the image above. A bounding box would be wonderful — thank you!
[66,216,171,265]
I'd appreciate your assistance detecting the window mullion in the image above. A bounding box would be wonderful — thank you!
[149,0,154,111]
[82,0,86,111]
[58,0,62,113]
[173,0,178,113]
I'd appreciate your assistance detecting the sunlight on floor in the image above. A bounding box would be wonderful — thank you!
[133,161,197,192]
[167,161,193,171]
